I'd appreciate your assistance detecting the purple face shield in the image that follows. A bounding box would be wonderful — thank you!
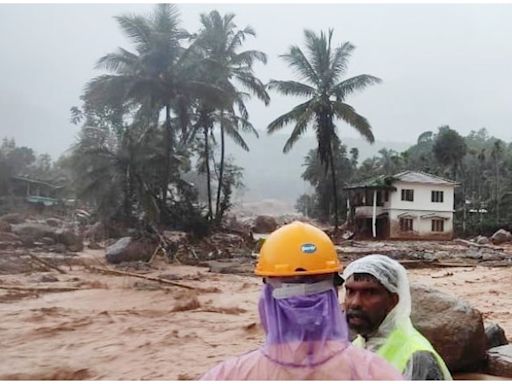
[258,277,350,367]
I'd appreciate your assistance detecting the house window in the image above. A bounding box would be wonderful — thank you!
[432,219,444,232]
[432,191,444,203]
[384,191,389,202]
[401,189,414,201]
[400,218,414,232]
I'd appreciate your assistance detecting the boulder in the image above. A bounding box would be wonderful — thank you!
[40,237,56,245]
[0,213,24,224]
[105,237,157,264]
[0,220,11,232]
[0,232,20,242]
[11,223,55,245]
[487,345,512,378]
[84,222,106,242]
[87,241,103,250]
[491,229,512,245]
[411,284,487,373]
[0,231,23,249]
[252,215,278,233]
[476,235,490,245]
[46,218,63,227]
[54,229,83,252]
[485,323,508,349]
[38,274,59,283]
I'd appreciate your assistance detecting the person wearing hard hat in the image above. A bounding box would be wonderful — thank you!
[201,221,402,380]
[343,254,452,380]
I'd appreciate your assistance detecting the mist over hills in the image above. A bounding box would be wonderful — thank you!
[224,131,411,204]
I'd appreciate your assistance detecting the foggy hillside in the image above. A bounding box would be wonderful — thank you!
[225,131,410,204]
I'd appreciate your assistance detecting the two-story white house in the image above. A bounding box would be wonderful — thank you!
[344,171,459,240]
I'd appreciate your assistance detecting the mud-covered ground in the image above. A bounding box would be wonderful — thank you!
[1,249,511,380]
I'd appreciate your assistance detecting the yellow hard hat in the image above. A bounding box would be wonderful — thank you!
[255,221,341,277]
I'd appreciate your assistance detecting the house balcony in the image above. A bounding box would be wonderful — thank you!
[355,206,386,219]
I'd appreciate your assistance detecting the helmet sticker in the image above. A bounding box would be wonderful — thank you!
[301,243,317,254]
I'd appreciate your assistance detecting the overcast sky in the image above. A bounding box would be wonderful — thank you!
[1,3,512,159]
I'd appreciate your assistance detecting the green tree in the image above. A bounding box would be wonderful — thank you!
[84,4,212,218]
[432,125,467,180]
[267,29,380,230]
[194,10,269,223]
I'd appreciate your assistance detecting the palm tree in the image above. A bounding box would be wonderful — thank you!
[84,5,214,218]
[267,29,381,230]
[377,148,402,175]
[194,10,270,222]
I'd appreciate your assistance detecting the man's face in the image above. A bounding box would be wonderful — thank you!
[343,274,399,337]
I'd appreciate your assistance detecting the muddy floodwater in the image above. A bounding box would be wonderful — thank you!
[1,251,511,380]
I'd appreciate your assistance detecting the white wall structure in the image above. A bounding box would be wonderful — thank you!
[348,171,458,240]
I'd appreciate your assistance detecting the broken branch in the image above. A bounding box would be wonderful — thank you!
[28,253,67,274]
[86,266,196,290]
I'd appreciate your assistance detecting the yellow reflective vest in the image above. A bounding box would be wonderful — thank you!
[353,325,452,380]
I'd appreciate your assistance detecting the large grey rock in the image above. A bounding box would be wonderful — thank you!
[476,235,490,245]
[485,323,508,349]
[0,232,21,242]
[54,229,83,252]
[105,237,156,264]
[411,284,487,373]
[0,231,22,249]
[46,217,63,227]
[11,223,55,244]
[491,229,512,245]
[84,222,106,242]
[466,247,483,260]
[252,215,278,233]
[0,213,24,224]
[487,345,512,378]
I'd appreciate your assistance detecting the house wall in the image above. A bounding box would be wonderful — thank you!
[388,182,455,240]
[388,209,453,239]
[389,182,454,212]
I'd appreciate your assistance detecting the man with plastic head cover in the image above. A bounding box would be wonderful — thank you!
[201,222,402,380]
[343,254,452,380]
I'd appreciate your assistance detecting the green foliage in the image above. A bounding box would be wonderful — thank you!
[267,29,380,229]
[299,123,512,236]
[59,5,267,233]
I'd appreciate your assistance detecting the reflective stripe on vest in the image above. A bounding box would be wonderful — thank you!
[353,327,452,380]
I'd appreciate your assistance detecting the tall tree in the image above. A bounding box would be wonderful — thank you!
[267,29,380,230]
[433,125,467,180]
[194,10,269,222]
[84,4,210,218]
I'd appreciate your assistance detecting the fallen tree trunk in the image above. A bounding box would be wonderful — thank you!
[28,253,67,274]
[86,266,196,290]
[0,285,80,292]
[454,238,504,251]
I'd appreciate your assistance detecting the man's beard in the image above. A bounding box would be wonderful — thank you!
[346,309,376,335]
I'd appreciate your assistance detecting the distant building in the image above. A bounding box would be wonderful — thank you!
[344,171,459,240]
[8,176,63,206]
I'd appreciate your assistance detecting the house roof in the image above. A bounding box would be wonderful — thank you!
[10,176,64,190]
[393,171,459,186]
[344,170,459,191]
[343,175,398,191]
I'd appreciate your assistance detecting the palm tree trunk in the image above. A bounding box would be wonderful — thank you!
[496,159,500,224]
[328,142,339,231]
[215,109,225,223]
[162,104,172,210]
[204,126,213,221]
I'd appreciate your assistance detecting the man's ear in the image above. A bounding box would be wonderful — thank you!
[389,292,399,311]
